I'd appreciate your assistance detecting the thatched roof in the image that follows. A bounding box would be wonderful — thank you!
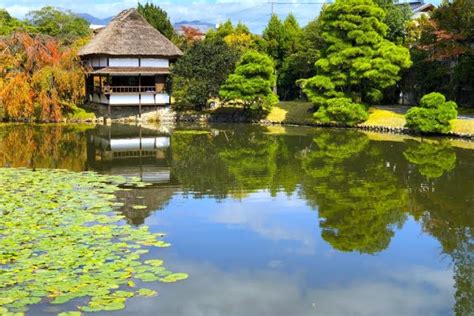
[79,8,183,58]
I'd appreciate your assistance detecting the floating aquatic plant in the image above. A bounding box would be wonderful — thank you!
[0,168,188,315]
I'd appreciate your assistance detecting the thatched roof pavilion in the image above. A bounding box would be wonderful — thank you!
[79,8,183,112]
[79,8,182,58]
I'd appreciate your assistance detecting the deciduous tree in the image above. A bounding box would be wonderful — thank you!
[171,38,241,108]
[27,6,90,43]
[0,33,86,121]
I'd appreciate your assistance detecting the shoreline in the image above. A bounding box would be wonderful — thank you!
[2,102,473,140]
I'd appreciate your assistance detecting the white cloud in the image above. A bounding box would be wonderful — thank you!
[2,0,324,33]
[123,262,454,316]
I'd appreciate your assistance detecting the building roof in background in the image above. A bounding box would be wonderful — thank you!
[79,8,183,58]
[412,2,436,13]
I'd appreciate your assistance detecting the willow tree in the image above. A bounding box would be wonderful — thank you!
[301,0,412,125]
[219,51,278,112]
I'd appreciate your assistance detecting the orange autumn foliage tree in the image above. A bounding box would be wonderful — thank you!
[0,32,86,121]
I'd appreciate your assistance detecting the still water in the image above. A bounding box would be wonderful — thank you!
[0,123,473,316]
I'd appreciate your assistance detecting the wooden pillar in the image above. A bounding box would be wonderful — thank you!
[99,75,102,94]
[138,74,142,118]
[139,126,143,181]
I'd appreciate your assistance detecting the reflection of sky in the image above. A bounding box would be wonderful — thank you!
[132,190,455,316]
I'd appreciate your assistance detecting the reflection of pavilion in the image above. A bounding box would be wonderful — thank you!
[87,124,172,183]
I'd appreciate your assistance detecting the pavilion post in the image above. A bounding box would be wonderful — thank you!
[138,74,142,118]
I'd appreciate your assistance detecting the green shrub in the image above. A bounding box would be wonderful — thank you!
[405,92,457,134]
[314,97,368,126]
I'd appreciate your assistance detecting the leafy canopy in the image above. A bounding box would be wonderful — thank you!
[0,33,86,121]
[207,20,260,52]
[373,0,412,44]
[27,6,90,43]
[0,9,35,35]
[171,38,241,108]
[404,0,474,105]
[137,2,175,40]
[220,50,279,112]
[405,92,458,134]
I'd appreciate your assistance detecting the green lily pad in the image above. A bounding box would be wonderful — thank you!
[0,168,188,314]
[160,273,189,283]
[137,288,158,297]
[132,205,147,210]
[144,259,163,267]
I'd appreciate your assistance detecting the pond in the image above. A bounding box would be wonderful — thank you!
[0,123,473,316]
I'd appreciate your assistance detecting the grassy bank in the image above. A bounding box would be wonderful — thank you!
[266,101,314,124]
[266,101,474,137]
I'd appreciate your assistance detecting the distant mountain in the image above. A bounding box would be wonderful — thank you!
[173,20,216,33]
[76,13,113,26]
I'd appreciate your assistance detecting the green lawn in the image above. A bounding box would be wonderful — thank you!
[360,108,407,128]
[266,101,314,124]
[267,102,474,136]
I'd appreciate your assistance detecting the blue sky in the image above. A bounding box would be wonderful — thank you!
[0,0,442,32]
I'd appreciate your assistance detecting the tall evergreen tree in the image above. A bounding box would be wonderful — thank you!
[278,14,305,99]
[137,2,175,40]
[282,14,302,56]
[262,14,285,68]
[301,0,412,124]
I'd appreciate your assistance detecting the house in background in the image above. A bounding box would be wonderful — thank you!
[79,8,183,115]
[394,0,436,19]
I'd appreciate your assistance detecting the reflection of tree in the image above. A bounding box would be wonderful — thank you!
[406,144,473,316]
[268,137,304,196]
[403,140,456,179]
[452,238,473,316]
[0,124,90,170]
[302,130,407,254]
[303,130,369,178]
[170,126,311,198]
[420,214,473,316]
[171,131,234,199]
[217,127,278,197]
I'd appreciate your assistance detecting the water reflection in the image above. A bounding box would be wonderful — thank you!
[86,124,172,184]
[404,140,456,179]
[301,130,407,254]
[0,123,472,315]
[0,124,89,170]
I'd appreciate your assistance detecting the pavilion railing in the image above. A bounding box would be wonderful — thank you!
[88,86,168,94]
[107,86,157,93]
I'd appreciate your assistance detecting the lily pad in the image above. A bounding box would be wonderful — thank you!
[160,273,189,283]
[0,168,188,314]
[132,205,147,210]
[137,288,158,297]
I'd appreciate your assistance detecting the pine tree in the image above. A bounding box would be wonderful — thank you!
[301,0,412,124]
[262,14,285,68]
[137,2,175,40]
[219,51,278,112]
